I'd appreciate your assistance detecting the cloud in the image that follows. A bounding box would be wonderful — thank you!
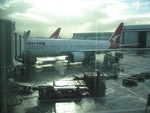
[0,0,150,38]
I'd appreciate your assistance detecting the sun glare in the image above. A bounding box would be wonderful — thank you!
[30,0,84,17]
[105,2,127,19]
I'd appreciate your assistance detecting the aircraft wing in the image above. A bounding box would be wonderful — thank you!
[13,81,35,87]
[9,78,51,88]
[114,48,150,51]
[119,43,139,48]
[59,48,150,55]
[77,48,150,52]
[9,78,35,87]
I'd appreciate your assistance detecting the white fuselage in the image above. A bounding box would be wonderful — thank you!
[25,39,110,57]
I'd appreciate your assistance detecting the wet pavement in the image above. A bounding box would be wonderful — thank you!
[7,52,150,113]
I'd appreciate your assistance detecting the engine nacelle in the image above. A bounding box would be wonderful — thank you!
[24,57,37,65]
[16,57,37,65]
[66,52,85,63]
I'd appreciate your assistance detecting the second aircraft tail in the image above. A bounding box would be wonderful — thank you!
[49,27,61,39]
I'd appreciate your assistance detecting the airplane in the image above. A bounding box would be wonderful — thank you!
[16,28,61,64]
[21,22,125,65]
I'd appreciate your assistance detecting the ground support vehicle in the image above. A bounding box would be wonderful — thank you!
[38,70,106,101]
[122,78,138,87]
[38,80,88,101]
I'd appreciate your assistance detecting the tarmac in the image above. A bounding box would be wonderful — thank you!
[7,51,150,113]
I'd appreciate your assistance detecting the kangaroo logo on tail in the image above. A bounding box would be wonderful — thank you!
[109,22,124,48]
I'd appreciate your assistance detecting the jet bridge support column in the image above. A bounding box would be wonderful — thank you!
[82,52,96,65]
[103,52,121,68]
[67,58,70,69]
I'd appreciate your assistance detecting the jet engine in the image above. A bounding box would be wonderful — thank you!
[66,52,85,63]
[23,57,37,65]
[16,57,37,65]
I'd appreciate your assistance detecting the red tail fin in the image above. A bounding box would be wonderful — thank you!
[109,22,124,48]
[49,28,61,39]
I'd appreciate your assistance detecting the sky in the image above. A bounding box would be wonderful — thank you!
[0,0,150,38]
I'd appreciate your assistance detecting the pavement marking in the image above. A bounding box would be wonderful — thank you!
[143,86,150,92]
[112,82,147,103]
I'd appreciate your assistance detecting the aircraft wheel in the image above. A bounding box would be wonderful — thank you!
[23,86,27,91]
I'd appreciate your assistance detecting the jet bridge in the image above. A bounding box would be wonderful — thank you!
[0,18,15,113]
[0,19,25,113]
[0,19,25,70]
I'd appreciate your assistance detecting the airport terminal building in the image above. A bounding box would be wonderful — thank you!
[122,24,150,48]
[73,24,150,48]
